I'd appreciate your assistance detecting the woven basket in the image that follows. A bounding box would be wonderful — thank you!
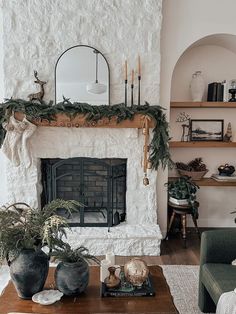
[177,169,208,180]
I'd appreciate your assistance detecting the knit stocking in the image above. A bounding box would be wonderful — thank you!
[21,117,37,168]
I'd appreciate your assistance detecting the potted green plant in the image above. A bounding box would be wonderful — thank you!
[52,242,99,296]
[0,199,82,299]
[166,176,200,218]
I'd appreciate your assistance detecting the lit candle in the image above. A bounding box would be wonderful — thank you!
[125,60,128,80]
[138,55,141,76]
[131,69,134,84]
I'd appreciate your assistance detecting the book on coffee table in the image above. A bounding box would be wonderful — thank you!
[101,272,155,297]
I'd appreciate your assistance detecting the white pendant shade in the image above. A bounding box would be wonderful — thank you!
[86,82,107,94]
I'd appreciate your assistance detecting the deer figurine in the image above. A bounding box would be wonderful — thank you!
[28,70,47,101]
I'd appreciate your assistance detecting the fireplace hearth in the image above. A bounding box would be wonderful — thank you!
[41,157,127,227]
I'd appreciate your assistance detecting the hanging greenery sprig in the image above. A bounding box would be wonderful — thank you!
[0,99,172,170]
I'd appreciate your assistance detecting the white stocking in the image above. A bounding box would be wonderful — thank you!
[21,117,37,168]
[1,116,25,166]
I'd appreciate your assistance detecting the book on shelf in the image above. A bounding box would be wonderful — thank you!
[207,82,218,101]
[211,174,236,182]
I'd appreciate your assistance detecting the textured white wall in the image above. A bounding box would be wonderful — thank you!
[2,0,162,105]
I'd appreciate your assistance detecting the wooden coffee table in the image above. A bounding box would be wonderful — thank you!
[0,266,178,314]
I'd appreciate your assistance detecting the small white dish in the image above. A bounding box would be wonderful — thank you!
[32,289,63,305]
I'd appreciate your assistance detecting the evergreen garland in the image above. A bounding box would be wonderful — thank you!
[0,98,172,170]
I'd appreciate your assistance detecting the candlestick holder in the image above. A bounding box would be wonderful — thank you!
[125,79,128,106]
[131,83,134,106]
[138,75,141,106]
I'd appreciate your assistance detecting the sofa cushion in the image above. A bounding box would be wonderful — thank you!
[201,263,236,304]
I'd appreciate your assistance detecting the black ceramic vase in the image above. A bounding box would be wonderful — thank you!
[9,249,49,299]
[55,260,89,296]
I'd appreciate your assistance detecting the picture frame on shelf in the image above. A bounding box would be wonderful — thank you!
[190,119,224,142]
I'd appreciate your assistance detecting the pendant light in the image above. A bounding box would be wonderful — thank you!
[87,49,107,94]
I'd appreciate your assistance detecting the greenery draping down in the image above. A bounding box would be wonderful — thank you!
[0,99,172,170]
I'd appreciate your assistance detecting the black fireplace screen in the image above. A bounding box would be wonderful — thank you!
[41,157,127,227]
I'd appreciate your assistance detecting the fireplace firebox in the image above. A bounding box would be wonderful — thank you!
[41,157,127,227]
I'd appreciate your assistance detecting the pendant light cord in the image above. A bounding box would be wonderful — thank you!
[95,50,98,83]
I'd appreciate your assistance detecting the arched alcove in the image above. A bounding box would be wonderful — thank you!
[171,34,236,101]
[169,33,236,228]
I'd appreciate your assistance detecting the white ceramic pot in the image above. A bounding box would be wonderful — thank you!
[169,197,188,206]
[190,71,204,102]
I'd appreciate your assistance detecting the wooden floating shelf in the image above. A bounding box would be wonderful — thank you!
[169,177,236,187]
[169,141,236,148]
[170,101,236,108]
[14,112,156,129]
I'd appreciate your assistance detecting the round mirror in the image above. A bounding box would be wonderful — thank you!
[55,45,110,105]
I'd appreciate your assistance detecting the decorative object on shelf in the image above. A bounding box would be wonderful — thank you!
[124,60,128,106]
[131,69,134,106]
[176,112,191,142]
[229,79,236,102]
[176,157,208,180]
[166,176,200,218]
[190,119,224,142]
[124,258,149,287]
[104,266,121,289]
[0,99,172,173]
[138,55,141,106]
[0,199,82,299]
[224,122,232,142]
[53,243,99,296]
[207,82,223,102]
[222,80,229,102]
[32,289,63,305]
[87,49,107,95]
[190,71,204,102]
[218,163,235,176]
[28,70,47,101]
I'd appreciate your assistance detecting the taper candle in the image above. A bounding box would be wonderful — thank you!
[131,69,134,84]
[125,60,128,80]
[138,55,141,76]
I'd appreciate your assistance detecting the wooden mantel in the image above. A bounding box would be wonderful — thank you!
[14,112,156,129]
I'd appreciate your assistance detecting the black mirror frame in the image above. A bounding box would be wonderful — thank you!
[54,44,110,105]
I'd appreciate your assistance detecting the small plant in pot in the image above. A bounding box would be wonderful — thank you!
[166,176,200,218]
[0,199,82,299]
[52,242,100,296]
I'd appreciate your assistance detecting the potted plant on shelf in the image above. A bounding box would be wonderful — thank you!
[176,157,208,180]
[166,176,200,218]
[0,199,82,299]
[52,242,100,296]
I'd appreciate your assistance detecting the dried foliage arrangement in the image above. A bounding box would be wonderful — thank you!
[0,99,172,171]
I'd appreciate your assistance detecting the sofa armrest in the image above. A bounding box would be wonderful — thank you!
[200,229,236,265]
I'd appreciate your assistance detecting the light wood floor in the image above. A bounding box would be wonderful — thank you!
[102,231,201,266]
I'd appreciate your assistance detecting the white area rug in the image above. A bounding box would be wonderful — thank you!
[0,265,211,314]
[161,265,212,314]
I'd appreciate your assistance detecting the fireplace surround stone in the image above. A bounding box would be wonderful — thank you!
[5,126,162,255]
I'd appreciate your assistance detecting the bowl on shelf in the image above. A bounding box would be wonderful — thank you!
[177,169,208,180]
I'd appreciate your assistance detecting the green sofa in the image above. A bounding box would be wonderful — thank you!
[198,229,236,313]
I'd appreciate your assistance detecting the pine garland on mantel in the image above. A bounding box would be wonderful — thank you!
[0,98,172,170]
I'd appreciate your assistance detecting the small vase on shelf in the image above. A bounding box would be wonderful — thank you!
[190,71,204,102]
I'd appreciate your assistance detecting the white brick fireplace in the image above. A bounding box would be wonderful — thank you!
[0,0,163,255]
[5,126,162,255]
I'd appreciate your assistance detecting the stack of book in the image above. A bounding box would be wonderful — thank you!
[207,81,229,101]
[211,174,236,182]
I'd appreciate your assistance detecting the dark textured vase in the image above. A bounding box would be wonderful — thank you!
[55,260,89,296]
[9,249,49,299]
